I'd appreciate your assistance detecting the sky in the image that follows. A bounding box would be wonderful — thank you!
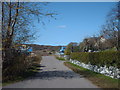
[33,2,116,46]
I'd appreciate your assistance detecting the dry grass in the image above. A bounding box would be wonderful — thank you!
[2,52,42,86]
[64,62,120,89]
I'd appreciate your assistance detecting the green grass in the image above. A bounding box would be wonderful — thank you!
[64,62,120,89]
[56,56,66,61]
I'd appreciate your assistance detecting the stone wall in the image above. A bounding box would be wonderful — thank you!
[69,59,120,79]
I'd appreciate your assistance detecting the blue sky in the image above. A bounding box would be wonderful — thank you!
[33,2,116,46]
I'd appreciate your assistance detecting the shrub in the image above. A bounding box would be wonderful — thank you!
[64,49,71,55]
[2,50,42,82]
[70,51,120,68]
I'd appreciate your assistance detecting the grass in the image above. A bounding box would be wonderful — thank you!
[56,56,66,61]
[2,65,41,86]
[64,62,120,89]
[2,51,42,87]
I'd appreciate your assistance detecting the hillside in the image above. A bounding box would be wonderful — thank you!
[25,44,65,56]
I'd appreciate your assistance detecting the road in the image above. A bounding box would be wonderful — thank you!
[3,56,100,88]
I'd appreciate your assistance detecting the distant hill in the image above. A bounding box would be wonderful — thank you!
[25,44,66,56]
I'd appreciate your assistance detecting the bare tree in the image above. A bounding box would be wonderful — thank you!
[2,2,57,67]
[100,2,120,50]
[65,42,79,55]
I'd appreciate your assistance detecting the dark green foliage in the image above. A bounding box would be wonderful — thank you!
[70,52,89,64]
[70,51,120,68]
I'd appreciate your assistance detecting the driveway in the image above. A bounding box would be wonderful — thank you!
[3,56,100,88]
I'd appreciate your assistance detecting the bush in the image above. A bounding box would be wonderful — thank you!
[70,51,120,68]
[2,50,42,82]
[64,49,71,55]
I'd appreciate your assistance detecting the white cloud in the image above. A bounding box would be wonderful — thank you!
[57,25,67,28]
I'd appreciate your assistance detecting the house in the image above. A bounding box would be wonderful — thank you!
[100,35,106,43]
[82,36,109,52]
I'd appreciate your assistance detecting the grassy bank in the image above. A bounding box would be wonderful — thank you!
[3,51,42,86]
[55,56,66,61]
[64,62,120,89]
[2,65,41,86]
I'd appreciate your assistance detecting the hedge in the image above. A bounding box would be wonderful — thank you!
[70,51,120,68]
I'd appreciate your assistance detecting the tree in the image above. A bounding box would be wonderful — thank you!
[79,42,85,52]
[100,2,120,50]
[2,2,56,67]
[81,37,99,52]
[64,43,72,55]
[64,42,79,55]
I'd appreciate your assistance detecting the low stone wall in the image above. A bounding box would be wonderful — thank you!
[69,59,120,79]
[64,55,70,60]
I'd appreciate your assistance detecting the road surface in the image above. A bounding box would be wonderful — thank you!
[3,56,100,88]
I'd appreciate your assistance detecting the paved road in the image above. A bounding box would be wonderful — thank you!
[3,56,100,88]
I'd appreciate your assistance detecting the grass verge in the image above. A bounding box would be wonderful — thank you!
[3,51,42,86]
[56,56,66,61]
[64,62,120,89]
[2,65,41,86]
